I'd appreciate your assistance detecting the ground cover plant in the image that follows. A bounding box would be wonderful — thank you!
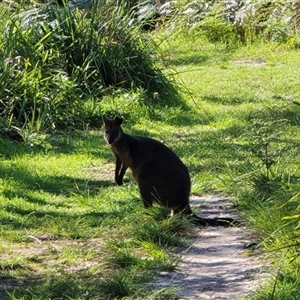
[1,0,300,299]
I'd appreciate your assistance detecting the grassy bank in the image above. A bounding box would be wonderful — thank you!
[1,2,300,297]
[161,36,300,299]
[1,37,300,298]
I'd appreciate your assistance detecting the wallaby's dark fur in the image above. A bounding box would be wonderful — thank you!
[102,115,236,227]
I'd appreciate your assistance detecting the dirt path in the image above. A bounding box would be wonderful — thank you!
[151,195,269,299]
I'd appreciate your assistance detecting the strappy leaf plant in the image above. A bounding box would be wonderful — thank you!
[0,0,177,131]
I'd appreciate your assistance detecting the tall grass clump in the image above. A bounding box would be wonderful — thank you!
[249,189,300,300]
[0,0,178,131]
[160,0,300,46]
[223,109,300,299]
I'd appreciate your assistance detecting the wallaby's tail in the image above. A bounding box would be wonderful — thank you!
[181,205,239,226]
[190,214,239,227]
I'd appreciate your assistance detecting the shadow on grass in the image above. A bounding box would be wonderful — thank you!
[169,53,211,67]
[200,95,300,127]
[0,164,112,197]
[1,267,151,300]
[244,104,300,126]
[145,94,298,129]
[202,94,258,105]
[0,130,112,160]
[0,272,105,300]
[0,162,120,230]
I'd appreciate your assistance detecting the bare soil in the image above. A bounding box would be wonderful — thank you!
[151,195,269,299]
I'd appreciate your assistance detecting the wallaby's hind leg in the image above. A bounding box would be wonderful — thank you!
[138,182,154,209]
[115,156,127,186]
[174,204,193,216]
[140,193,154,209]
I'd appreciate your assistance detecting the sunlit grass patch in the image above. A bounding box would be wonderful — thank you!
[1,30,300,299]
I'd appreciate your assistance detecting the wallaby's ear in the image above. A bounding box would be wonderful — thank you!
[115,116,123,125]
[102,115,110,125]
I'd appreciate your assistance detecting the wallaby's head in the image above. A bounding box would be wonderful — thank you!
[102,115,124,145]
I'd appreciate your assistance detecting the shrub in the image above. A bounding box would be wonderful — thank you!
[0,0,177,130]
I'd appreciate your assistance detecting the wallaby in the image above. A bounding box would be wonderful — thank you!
[102,115,236,226]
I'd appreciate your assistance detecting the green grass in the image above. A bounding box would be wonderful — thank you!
[0,131,191,299]
[1,35,300,299]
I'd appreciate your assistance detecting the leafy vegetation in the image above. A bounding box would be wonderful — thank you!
[160,0,300,45]
[1,0,300,299]
[0,0,177,131]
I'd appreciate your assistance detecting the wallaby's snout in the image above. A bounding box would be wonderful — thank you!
[104,129,117,145]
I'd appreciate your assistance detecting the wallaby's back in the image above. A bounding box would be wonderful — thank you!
[103,115,191,214]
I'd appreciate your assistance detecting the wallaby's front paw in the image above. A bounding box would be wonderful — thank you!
[115,178,123,186]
